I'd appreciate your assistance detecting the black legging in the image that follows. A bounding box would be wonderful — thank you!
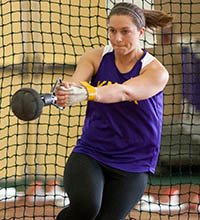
[56,152,148,220]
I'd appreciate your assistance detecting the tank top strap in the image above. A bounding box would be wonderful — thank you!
[141,52,156,69]
[102,45,114,57]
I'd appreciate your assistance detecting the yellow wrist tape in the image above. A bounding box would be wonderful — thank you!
[80,81,97,101]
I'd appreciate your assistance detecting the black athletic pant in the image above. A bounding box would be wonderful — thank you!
[56,152,148,220]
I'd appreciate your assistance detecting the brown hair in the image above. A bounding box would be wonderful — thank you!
[107,2,173,30]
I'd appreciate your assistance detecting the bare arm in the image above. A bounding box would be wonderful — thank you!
[56,50,169,106]
[96,59,169,103]
[55,48,103,106]
[72,48,103,84]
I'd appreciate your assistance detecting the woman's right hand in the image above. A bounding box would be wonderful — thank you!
[55,82,72,107]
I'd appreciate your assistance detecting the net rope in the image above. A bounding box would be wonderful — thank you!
[0,0,200,219]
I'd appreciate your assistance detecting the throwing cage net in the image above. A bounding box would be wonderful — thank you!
[0,0,200,219]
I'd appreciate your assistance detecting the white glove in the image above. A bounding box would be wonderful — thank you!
[58,82,97,106]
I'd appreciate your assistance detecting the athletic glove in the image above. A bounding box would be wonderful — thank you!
[58,82,97,106]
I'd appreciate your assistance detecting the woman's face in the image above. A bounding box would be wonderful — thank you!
[108,15,145,55]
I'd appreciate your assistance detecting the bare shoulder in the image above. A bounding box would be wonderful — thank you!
[81,47,104,73]
[141,56,169,86]
[142,56,168,75]
[82,47,104,61]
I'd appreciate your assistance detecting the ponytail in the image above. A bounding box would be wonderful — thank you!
[144,10,173,29]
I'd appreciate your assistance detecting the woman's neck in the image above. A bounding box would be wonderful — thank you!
[114,48,144,73]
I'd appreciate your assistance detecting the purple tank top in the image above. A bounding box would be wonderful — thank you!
[73,47,163,173]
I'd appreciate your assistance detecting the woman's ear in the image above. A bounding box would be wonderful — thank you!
[139,27,145,38]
